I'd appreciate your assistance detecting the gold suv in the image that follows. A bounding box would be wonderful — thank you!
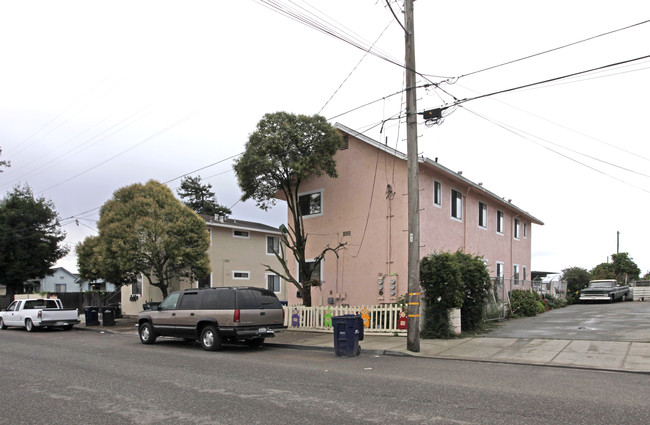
[137,287,286,351]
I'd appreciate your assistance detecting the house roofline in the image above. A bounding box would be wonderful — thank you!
[334,122,544,226]
[199,214,282,235]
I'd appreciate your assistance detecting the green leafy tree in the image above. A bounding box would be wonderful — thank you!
[233,112,344,307]
[76,236,103,284]
[455,251,491,331]
[561,266,591,303]
[420,251,491,338]
[610,252,640,283]
[420,252,464,339]
[177,175,231,216]
[590,262,615,280]
[95,180,210,298]
[0,184,68,297]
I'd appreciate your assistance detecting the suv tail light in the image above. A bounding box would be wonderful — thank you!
[38,311,42,319]
[234,309,240,323]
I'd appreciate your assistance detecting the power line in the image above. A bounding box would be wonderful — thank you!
[453,53,650,106]
[454,19,650,81]
[453,80,650,164]
[461,106,650,195]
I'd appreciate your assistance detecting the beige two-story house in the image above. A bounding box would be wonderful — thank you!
[120,215,286,316]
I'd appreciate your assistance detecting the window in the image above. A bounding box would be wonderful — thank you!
[514,218,520,239]
[55,284,66,292]
[523,223,528,238]
[160,292,180,310]
[523,266,527,283]
[267,274,280,293]
[478,202,488,228]
[299,260,321,283]
[513,265,520,286]
[298,190,323,217]
[198,274,211,289]
[451,189,462,220]
[233,230,249,238]
[199,289,235,310]
[7,301,18,312]
[233,271,250,280]
[266,236,280,255]
[496,210,504,234]
[496,262,504,283]
[179,292,199,310]
[433,181,442,207]
[132,275,142,295]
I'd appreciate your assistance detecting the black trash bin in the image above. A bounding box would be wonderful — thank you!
[84,306,100,326]
[332,314,364,357]
[102,306,116,326]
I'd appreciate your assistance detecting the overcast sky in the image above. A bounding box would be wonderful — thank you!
[1,0,649,277]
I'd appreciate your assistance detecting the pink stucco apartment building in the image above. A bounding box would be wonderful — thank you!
[284,123,543,307]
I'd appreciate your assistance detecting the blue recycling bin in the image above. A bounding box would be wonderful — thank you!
[332,314,364,357]
[84,306,100,326]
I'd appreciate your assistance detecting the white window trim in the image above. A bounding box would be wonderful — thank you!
[450,188,463,222]
[265,273,281,294]
[523,222,528,239]
[478,201,488,230]
[232,271,250,280]
[513,264,520,286]
[496,210,504,235]
[266,235,280,255]
[298,189,324,218]
[233,230,250,239]
[433,180,442,208]
[513,218,520,241]
[496,261,504,282]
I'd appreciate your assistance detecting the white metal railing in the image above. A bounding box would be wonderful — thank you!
[283,304,407,334]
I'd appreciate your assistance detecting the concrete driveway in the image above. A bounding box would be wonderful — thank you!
[486,301,650,342]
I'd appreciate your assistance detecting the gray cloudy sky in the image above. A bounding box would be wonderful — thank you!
[1,0,649,276]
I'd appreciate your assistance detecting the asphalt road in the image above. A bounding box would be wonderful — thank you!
[485,301,650,341]
[1,327,649,424]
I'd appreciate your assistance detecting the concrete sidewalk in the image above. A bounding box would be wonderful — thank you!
[80,317,650,374]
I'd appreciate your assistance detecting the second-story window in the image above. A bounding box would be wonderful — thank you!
[451,189,463,220]
[267,236,280,255]
[497,210,504,234]
[514,218,520,239]
[478,202,487,228]
[298,190,323,217]
[434,181,442,207]
[233,230,249,239]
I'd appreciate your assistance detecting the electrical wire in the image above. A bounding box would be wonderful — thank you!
[453,54,650,106]
[453,19,650,81]
[318,21,393,115]
[461,106,650,195]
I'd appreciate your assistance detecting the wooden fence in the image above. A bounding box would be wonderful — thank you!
[283,304,406,334]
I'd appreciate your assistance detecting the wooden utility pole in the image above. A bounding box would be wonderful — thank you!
[405,0,420,353]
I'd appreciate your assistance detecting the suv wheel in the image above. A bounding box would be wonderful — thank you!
[200,325,222,351]
[0,317,6,330]
[139,322,157,345]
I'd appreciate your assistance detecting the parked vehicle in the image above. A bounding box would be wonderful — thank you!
[0,298,80,331]
[580,280,629,303]
[137,287,286,351]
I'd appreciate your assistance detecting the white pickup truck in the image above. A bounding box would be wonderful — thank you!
[0,298,80,331]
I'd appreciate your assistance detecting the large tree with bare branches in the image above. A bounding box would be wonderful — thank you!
[234,112,344,306]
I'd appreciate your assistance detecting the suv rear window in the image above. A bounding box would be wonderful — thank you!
[199,289,236,310]
[236,288,282,309]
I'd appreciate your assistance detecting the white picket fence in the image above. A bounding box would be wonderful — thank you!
[283,304,407,334]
